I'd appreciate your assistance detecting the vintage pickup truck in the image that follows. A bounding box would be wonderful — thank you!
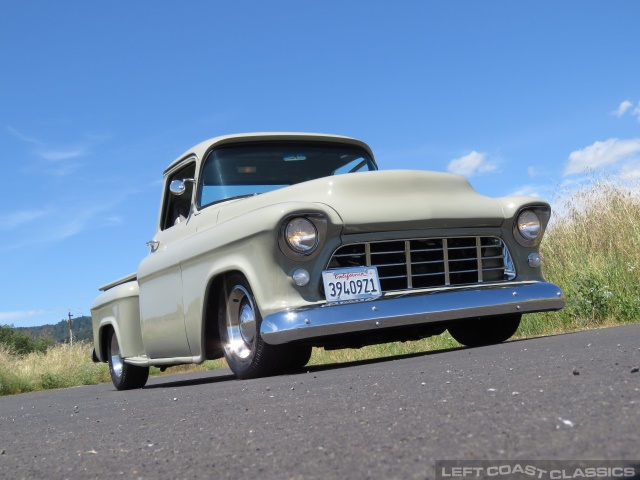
[91,132,565,390]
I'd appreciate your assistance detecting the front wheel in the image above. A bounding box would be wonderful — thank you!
[219,274,311,379]
[447,314,522,347]
[107,329,149,390]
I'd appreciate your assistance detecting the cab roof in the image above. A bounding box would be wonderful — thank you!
[164,132,375,175]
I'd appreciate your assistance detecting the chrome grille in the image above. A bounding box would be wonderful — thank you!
[327,236,515,293]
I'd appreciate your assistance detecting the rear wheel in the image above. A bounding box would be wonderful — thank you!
[219,274,311,379]
[448,314,522,347]
[107,329,149,390]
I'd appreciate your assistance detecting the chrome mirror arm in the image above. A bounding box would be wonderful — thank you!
[169,178,195,196]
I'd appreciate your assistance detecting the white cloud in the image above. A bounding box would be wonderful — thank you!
[634,102,640,122]
[612,100,640,122]
[447,151,497,177]
[619,160,640,179]
[564,138,640,176]
[612,100,633,118]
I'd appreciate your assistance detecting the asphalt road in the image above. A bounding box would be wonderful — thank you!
[1,325,638,480]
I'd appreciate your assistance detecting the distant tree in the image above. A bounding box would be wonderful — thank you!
[15,316,93,344]
[0,325,51,355]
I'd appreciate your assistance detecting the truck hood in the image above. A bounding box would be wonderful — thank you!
[216,170,508,233]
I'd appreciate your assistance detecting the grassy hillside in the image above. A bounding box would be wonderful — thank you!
[1,176,639,395]
[16,316,93,343]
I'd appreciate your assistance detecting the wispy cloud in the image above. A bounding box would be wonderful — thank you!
[564,138,640,176]
[508,185,545,198]
[5,126,44,145]
[7,125,92,177]
[0,208,50,231]
[447,151,497,177]
[37,148,86,162]
[0,190,134,253]
[0,310,47,322]
[46,197,130,243]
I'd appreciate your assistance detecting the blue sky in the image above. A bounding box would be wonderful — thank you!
[2,1,639,327]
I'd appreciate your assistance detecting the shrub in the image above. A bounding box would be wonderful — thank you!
[0,325,52,355]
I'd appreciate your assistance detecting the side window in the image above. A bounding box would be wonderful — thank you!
[161,162,196,231]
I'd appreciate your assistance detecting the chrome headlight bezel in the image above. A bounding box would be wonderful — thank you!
[513,206,550,247]
[279,214,327,261]
[285,217,318,254]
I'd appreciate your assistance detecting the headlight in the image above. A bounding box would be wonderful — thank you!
[517,209,541,241]
[285,217,318,254]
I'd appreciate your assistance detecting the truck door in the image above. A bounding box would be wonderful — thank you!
[138,161,197,359]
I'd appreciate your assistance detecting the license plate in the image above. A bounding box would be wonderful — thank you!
[322,267,382,302]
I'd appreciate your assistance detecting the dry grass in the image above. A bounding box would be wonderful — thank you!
[2,175,639,395]
[0,342,228,396]
[0,342,111,395]
[536,175,640,329]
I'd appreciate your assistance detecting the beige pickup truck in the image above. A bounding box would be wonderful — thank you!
[91,133,565,390]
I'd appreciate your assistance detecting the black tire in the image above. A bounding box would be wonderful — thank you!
[219,274,309,379]
[282,345,313,373]
[107,328,149,390]
[447,314,522,347]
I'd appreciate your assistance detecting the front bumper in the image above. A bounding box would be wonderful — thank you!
[260,281,565,345]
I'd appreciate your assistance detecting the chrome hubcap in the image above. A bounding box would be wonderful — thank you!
[110,333,123,379]
[225,285,256,360]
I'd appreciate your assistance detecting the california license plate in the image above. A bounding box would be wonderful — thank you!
[322,267,382,302]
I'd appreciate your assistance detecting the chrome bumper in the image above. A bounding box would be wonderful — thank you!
[260,282,565,345]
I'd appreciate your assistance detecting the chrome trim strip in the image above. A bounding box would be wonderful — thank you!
[260,282,565,345]
[98,272,137,292]
[123,355,200,367]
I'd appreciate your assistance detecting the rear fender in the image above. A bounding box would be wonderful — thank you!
[90,281,145,361]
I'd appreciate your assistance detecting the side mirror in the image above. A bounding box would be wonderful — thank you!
[169,178,195,196]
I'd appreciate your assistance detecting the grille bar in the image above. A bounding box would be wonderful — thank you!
[327,236,516,293]
[476,237,483,283]
[443,238,450,286]
[405,241,413,288]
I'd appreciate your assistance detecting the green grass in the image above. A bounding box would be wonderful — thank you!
[2,176,639,395]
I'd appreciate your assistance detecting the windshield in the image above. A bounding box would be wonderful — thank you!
[198,142,377,207]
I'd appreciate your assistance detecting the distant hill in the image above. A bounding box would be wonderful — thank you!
[16,316,93,343]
